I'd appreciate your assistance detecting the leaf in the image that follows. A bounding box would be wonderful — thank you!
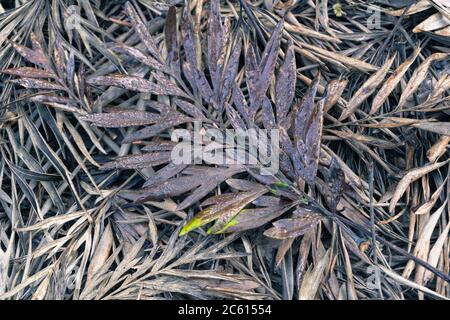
[142,162,187,188]
[258,20,284,102]
[79,111,162,127]
[125,2,160,59]
[411,122,450,136]
[6,161,59,182]
[180,187,266,236]
[86,74,186,97]
[402,203,447,279]
[389,160,450,213]
[326,157,345,211]
[100,152,172,170]
[264,208,322,239]
[294,75,325,184]
[165,6,179,69]
[424,221,450,284]
[177,166,246,210]
[413,13,450,33]
[207,0,225,91]
[87,224,113,281]
[223,201,292,233]
[218,35,242,111]
[21,108,83,207]
[275,40,296,122]
[299,249,330,300]
[427,135,450,162]
[339,54,396,120]
[108,43,165,71]
[10,78,65,91]
[173,98,205,119]
[15,210,88,232]
[323,79,348,112]
[180,4,198,71]
[122,114,194,143]
[413,179,446,215]
[11,33,51,70]
[370,47,421,114]
[398,53,449,108]
[294,73,321,141]
[1,67,55,78]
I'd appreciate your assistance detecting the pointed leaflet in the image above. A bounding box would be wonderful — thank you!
[177,166,245,210]
[276,40,296,122]
[151,72,190,97]
[137,174,205,202]
[8,162,41,218]
[323,79,348,112]
[225,104,247,131]
[223,206,291,233]
[259,20,284,77]
[218,35,242,111]
[180,5,198,71]
[122,114,194,143]
[86,74,187,97]
[201,193,245,207]
[245,20,284,114]
[100,152,172,170]
[125,2,160,60]
[225,178,266,192]
[208,188,268,234]
[232,84,252,127]
[141,140,176,152]
[165,6,179,68]
[11,33,51,70]
[142,162,187,188]
[79,111,161,127]
[339,54,396,120]
[292,74,323,183]
[326,157,345,211]
[389,159,450,213]
[1,67,55,79]
[180,6,215,106]
[108,43,165,71]
[370,47,421,115]
[245,44,260,115]
[261,97,276,130]
[10,78,65,91]
[297,97,325,185]
[264,208,322,240]
[294,73,321,141]
[173,98,205,119]
[180,188,267,236]
[207,0,224,91]
[5,162,59,182]
[137,166,245,206]
[398,53,449,107]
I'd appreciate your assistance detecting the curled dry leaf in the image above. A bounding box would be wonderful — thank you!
[389,160,450,213]
[323,79,347,112]
[339,54,396,120]
[398,53,449,108]
[370,47,421,115]
[427,135,450,162]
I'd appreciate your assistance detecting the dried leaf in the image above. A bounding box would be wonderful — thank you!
[389,160,449,213]
[339,54,396,120]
